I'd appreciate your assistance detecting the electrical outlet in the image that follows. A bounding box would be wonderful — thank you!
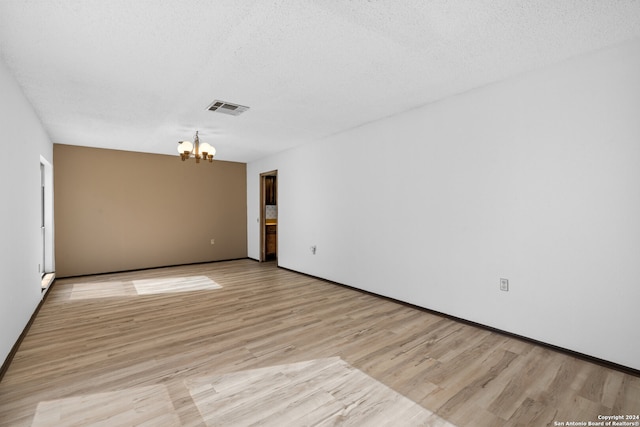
[210,239,215,245]
[500,278,509,292]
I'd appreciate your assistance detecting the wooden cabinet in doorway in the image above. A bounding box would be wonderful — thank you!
[265,224,277,260]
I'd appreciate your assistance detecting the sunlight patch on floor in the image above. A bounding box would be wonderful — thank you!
[186,357,457,427]
[31,384,180,427]
[69,276,222,299]
[133,275,221,295]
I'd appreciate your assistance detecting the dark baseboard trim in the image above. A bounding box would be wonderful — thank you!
[55,257,251,280]
[277,265,640,378]
[0,279,56,383]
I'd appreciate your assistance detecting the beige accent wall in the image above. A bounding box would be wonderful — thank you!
[54,144,247,277]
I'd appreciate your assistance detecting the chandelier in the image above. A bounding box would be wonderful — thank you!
[177,131,216,163]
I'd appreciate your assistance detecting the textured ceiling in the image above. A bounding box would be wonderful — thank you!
[1,1,640,162]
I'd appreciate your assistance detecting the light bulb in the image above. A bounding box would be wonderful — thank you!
[177,141,193,154]
[199,142,213,155]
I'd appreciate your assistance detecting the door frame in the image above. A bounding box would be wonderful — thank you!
[39,156,54,275]
[259,170,277,262]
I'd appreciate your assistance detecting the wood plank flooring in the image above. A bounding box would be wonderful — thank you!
[1,260,638,426]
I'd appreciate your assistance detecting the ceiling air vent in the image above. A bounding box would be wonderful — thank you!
[207,100,250,116]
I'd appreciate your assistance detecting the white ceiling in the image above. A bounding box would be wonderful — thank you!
[1,1,640,163]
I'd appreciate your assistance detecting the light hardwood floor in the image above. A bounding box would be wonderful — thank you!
[1,260,638,426]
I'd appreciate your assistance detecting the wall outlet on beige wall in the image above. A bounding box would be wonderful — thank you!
[210,239,215,245]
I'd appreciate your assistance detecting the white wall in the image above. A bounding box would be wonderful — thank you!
[248,38,640,370]
[0,59,53,365]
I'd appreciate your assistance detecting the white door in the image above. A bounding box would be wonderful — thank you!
[40,162,46,277]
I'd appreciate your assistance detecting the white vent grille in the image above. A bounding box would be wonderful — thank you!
[207,100,250,116]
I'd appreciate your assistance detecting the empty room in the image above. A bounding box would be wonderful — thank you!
[1,1,639,426]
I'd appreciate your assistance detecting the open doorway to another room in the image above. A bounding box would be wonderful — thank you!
[260,171,278,262]
[40,156,55,292]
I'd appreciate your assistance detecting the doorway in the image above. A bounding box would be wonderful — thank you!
[40,163,45,277]
[260,171,278,262]
[40,156,55,291]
